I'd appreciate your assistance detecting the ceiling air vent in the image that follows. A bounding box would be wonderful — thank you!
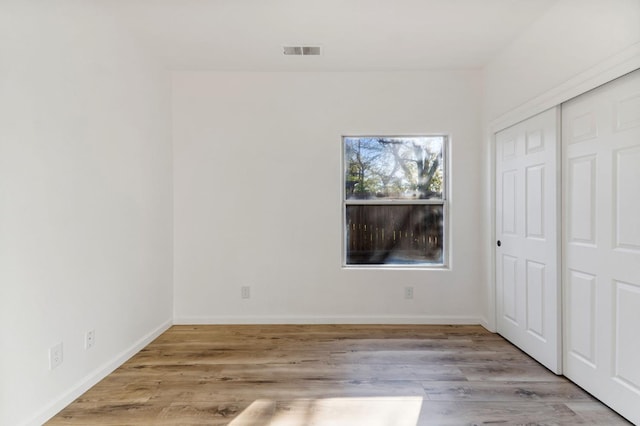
[283,46,321,56]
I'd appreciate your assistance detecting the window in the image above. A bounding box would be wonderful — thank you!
[343,136,447,267]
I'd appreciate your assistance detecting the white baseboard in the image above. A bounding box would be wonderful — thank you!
[173,315,483,325]
[478,316,495,333]
[25,318,172,426]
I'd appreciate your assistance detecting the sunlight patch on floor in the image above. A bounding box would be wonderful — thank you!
[229,396,423,426]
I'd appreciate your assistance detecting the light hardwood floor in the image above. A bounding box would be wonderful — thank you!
[47,325,630,425]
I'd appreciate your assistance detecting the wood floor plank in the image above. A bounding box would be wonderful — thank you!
[458,362,567,382]
[46,325,631,425]
[329,349,539,365]
[565,402,633,425]
[146,379,428,403]
[215,362,466,382]
[414,401,591,425]
[422,380,595,402]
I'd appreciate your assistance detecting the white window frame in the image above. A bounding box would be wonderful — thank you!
[341,135,450,269]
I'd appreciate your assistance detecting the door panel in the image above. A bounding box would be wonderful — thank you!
[615,281,640,395]
[614,146,640,250]
[563,68,640,425]
[495,107,561,373]
[502,254,518,324]
[567,156,596,244]
[566,269,596,366]
[525,165,545,238]
[525,260,545,338]
[501,170,517,235]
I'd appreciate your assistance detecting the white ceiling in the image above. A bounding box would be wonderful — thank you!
[100,0,559,71]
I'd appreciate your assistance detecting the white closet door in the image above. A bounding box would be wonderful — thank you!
[563,69,640,425]
[495,107,561,373]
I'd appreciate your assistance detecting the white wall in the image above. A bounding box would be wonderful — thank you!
[484,0,640,123]
[0,2,173,425]
[173,71,484,324]
[1,0,635,423]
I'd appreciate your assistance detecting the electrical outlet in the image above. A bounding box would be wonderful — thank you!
[49,342,63,370]
[241,286,251,299]
[85,330,95,350]
[404,286,414,299]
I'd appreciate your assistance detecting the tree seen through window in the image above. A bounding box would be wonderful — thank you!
[343,136,447,266]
